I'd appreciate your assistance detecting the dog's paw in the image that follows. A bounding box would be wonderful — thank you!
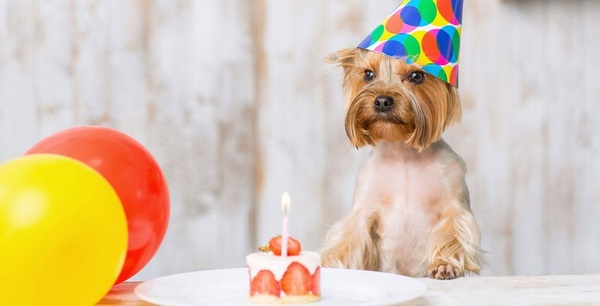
[428,263,464,280]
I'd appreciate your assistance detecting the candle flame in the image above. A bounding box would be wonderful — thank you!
[281,191,290,212]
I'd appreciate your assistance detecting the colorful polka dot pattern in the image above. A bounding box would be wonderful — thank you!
[358,0,463,87]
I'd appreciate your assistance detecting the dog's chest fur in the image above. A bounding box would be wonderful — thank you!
[353,140,460,275]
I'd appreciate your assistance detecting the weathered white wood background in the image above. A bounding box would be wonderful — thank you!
[0,0,599,279]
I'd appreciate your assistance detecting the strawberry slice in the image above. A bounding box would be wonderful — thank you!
[311,266,320,295]
[269,236,301,256]
[250,270,281,297]
[280,262,311,295]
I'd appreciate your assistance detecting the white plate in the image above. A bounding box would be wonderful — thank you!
[135,268,427,305]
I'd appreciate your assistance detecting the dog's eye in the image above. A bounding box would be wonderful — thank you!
[408,71,425,84]
[363,70,375,83]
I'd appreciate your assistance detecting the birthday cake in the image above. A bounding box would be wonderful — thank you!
[246,236,321,304]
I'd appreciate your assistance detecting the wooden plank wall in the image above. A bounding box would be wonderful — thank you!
[0,0,598,279]
[452,0,600,276]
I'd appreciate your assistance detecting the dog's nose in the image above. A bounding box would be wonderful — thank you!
[374,95,394,112]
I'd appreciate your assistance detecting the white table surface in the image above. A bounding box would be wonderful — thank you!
[403,274,600,306]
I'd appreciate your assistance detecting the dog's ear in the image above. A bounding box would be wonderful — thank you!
[406,80,462,150]
[324,52,339,64]
[324,48,357,67]
[444,84,462,129]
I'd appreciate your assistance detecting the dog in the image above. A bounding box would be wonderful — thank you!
[321,48,482,280]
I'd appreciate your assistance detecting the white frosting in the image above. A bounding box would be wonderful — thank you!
[246,251,321,280]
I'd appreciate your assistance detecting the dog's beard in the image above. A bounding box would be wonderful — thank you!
[345,85,428,148]
[334,48,462,150]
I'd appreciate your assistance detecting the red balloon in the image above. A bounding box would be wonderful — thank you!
[26,126,170,284]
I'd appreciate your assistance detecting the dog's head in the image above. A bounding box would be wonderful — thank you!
[327,48,461,150]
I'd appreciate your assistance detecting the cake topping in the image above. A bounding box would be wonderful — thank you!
[258,245,271,252]
[269,235,301,256]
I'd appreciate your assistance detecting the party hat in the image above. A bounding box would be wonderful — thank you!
[358,0,463,87]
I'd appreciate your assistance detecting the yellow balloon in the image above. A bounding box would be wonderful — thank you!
[0,154,128,306]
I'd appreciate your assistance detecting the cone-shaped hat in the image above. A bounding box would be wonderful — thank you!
[358,0,463,87]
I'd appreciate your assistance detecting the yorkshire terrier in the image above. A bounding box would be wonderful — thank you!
[321,48,482,279]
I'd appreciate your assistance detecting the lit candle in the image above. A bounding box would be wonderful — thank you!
[281,191,291,257]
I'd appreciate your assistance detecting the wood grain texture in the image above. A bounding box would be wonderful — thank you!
[406,274,600,306]
[0,0,599,280]
[97,282,152,306]
[445,0,600,276]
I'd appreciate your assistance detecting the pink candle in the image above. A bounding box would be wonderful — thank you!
[281,192,291,257]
